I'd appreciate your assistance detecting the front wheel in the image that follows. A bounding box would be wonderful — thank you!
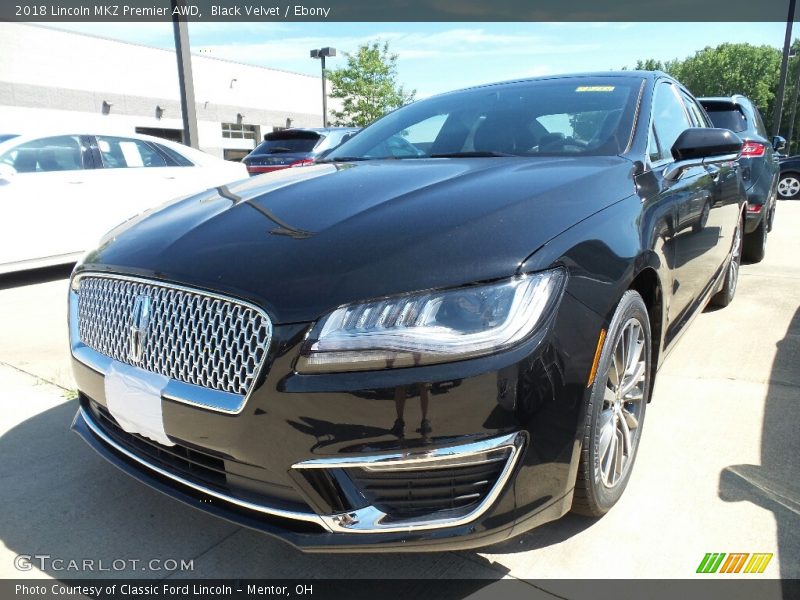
[572,290,651,517]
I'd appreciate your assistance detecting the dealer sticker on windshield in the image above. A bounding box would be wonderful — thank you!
[575,86,616,92]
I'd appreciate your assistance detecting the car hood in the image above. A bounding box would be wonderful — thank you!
[83,157,634,323]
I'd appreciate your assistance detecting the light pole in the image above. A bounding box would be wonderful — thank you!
[786,51,800,153]
[772,0,797,137]
[171,0,198,148]
[310,47,336,127]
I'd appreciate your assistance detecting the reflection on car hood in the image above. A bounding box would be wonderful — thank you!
[84,157,635,323]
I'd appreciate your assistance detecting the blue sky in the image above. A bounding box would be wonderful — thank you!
[48,22,789,97]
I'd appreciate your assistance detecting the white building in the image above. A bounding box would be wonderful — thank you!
[0,23,328,160]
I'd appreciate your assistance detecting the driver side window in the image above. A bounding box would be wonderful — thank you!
[651,83,692,162]
[96,136,168,169]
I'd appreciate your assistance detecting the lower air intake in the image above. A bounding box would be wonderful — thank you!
[348,452,510,520]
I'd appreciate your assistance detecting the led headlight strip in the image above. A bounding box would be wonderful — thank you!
[297,268,566,373]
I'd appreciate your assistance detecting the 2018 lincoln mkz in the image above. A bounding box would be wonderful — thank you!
[69,72,746,551]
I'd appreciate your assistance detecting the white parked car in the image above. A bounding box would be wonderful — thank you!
[0,131,247,274]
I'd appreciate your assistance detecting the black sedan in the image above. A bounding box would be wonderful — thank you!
[68,72,745,551]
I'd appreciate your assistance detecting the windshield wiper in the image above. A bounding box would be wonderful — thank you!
[429,151,517,158]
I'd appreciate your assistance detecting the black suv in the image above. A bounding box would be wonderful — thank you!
[699,96,783,262]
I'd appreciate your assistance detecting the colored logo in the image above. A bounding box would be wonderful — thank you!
[697,552,773,574]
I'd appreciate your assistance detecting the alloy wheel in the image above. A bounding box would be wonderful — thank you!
[598,318,647,488]
[778,176,800,198]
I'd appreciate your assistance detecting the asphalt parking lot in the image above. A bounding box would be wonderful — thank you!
[0,202,797,592]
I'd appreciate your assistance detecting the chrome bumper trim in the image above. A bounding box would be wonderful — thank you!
[71,345,245,413]
[76,406,328,529]
[79,401,523,535]
[294,431,525,533]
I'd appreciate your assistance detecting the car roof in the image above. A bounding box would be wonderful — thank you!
[425,70,673,101]
[697,95,753,108]
[0,129,225,166]
[0,129,181,144]
[440,70,664,96]
[277,127,360,134]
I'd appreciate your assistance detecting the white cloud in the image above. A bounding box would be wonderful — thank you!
[192,27,600,67]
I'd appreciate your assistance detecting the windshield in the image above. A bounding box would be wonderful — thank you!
[325,77,642,161]
[315,130,358,152]
[252,131,322,154]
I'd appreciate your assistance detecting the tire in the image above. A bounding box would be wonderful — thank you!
[743,217,766,263]
[777,173,800,199]
[693,199,711,233]
[572,290,651,517]
[711,212,743,308]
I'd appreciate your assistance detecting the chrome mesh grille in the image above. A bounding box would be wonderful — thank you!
[76,276,272,396]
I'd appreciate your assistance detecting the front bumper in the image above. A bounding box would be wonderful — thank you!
[69,273,599,551]
[73,403,574,551]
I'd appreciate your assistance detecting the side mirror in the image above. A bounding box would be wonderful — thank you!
[340,132,356,144]
[772,135,787,152]
[665,128,742,181]
[671,128,742,161]
[0,163,17,185]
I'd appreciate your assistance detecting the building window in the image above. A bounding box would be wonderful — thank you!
[223,149,250,162]
[222,122,258,141]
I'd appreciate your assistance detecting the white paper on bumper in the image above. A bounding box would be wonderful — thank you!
[104,361,174,446]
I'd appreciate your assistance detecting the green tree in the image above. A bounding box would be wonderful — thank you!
[631,43,783,133]
[633,58,677,71]
[327,41,416,127]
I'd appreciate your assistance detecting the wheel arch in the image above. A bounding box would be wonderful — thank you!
[627,266,663,402]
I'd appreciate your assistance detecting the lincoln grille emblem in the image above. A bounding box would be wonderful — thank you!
[129,294,151,363]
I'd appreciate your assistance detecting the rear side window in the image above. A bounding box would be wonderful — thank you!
[96,136,168,168]
[155,143,194,167]
[0,135,85,172]
[651,83,692,161]
[704,107,748,133]
[254,132,321,154]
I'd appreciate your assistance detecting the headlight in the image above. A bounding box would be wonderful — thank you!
[296,268,566,373]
